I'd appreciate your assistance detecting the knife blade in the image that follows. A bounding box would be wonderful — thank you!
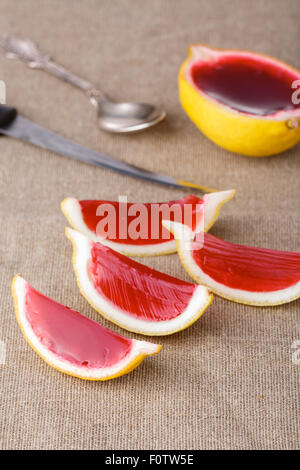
[0,104,218,192]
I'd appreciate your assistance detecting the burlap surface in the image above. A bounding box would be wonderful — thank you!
[0,0,299,450]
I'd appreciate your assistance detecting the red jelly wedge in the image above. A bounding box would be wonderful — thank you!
[11,275,161,380]
[66,228,213,335]
[163,221,300,306]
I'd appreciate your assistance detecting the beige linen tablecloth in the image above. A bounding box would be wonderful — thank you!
[0,0,299,450]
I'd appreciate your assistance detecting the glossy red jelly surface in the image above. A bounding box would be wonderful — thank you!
[191,55,300,115]
[25,284,132,368]
[90,242,196,321]
[192,233,300,292]
[80,195,204,245]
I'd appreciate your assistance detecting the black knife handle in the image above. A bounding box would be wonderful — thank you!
[0,104,17,128]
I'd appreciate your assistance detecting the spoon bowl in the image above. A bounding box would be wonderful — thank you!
[96,100,166,133]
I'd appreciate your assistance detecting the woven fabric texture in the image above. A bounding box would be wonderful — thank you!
[0,0,299,450]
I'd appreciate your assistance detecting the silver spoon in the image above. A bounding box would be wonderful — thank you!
[1,34,166,133]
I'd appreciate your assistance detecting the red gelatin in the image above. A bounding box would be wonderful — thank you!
[191,55,300,116]
[80,195,203,245]
[90,241,196,321]
[192,233,300,292]
[25,284,132,368]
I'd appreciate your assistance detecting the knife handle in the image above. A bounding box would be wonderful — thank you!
[0,104,17,128]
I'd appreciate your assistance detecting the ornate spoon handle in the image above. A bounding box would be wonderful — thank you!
[1,34,98,96]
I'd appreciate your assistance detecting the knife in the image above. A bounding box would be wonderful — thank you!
[0,104,218,193]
